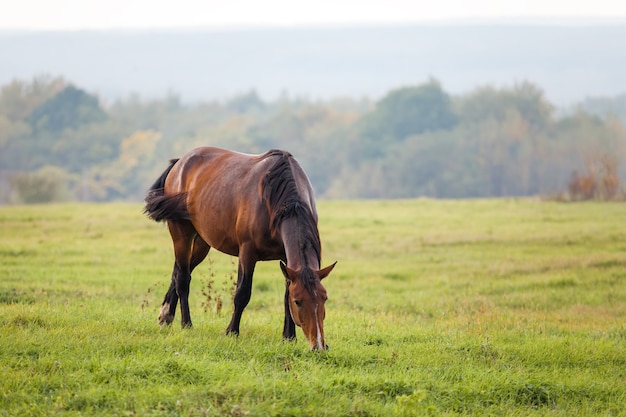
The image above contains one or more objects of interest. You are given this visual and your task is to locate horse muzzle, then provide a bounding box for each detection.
[310,342,329,351]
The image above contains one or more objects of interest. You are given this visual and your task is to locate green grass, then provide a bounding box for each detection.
[1,199,625,416]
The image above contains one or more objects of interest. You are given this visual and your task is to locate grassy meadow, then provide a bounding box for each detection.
[1,199,625,416]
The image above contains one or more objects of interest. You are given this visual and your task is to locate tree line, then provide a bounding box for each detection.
[1,75,625,203]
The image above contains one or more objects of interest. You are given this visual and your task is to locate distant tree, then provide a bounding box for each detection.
[0,115,30,148]
[248,110,304,150]
[227,90,265,113]
[361,79,458,142]
[0,75,65,122]
[453,82,556,196]
[352,79,458,160]
[457,81,553,131]
[4,74,626,203]
[50,120,133,173]
[0,76,63,173]
[81,130,163,201]
[9,166,72,203]
[582,93,626,124]
[27,85,106,133]
[553,111,626,199]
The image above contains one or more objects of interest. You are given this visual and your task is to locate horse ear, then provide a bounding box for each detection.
[280,261,296,282]
[318,261,337,280]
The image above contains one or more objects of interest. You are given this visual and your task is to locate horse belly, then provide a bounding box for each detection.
[190,203,241,257]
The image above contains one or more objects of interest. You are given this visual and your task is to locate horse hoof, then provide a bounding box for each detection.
[158,315,174,325]
[158,303,174,325]
[225,328,240,337]
[310,344,329,352]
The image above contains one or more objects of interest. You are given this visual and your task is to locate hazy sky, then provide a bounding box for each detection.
[2,0,626,30]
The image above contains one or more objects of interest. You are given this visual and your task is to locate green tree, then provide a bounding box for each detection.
[361,79,457,141]
[0,115,30,148]
[9,166,73,203]
[457,81,553,131]
[226,90,265,113]
[0,76,64,172]
[455,82,555,196]
[0,75,65,122]
[27,85,106,133]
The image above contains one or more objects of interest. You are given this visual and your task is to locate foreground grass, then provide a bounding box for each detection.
[1,199,625,416]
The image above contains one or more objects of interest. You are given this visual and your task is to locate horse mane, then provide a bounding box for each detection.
[299,266,320,294]
[260,150,322,276]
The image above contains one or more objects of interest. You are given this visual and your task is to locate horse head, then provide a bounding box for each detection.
[280,261,336,351]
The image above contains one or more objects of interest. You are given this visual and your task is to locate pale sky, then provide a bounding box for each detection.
[1,0,626,30]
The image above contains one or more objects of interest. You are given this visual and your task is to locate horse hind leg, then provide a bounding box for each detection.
[159,221,208,328]
[158,272,179,325]
[157,238,207,325]
[189,233,211,273]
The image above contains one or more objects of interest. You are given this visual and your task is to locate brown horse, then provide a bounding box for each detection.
[144,147,336,350]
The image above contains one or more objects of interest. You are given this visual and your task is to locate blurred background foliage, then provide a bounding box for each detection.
[1,75,625,203]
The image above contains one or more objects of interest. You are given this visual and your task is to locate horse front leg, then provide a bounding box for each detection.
[226,250,256,336]
[282,279,296,340]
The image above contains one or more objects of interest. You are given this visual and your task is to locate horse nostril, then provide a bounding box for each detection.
[324,344,329,351]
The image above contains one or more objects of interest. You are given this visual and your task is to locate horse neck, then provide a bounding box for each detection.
[280,217,321,270]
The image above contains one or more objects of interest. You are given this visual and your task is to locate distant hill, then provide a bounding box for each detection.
[2,24,625,105]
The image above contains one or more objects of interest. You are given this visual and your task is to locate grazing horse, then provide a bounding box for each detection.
[144,147,336,350]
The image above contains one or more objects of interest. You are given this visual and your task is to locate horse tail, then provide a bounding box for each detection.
[144,159,190,222]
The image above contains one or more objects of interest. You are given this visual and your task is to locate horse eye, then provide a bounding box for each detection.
[294,300,302,307]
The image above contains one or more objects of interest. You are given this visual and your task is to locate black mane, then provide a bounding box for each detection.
[261,150,322,282]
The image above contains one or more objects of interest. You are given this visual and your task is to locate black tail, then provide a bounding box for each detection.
[144,159,190,222]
